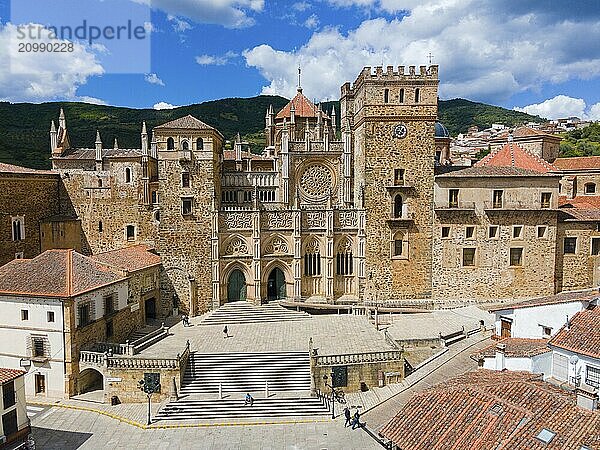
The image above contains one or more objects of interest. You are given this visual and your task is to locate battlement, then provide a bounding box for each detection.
[341,65,439,96]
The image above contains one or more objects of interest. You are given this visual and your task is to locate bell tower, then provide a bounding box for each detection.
[340,65,439,301]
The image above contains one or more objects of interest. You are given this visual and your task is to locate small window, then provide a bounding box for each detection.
[399,88,404,103]
[394,195,403,218]
[196,137,204,150]
[167,137,175,150]
[488,226,498,239]
[392,231,407,258]
[182,198,193,215]
[492,190,503,208]
[383,88,389,103]
[509,248,523,266]
[586,365,600,388]
[564,237,577,254]
[537,225,547,238]
[512,225,523,239]
[541,192,551,208]
[541,326,552,338]
[536,428,556,444]
[125,167,132,183]
[47,311,55,323]
[448,189,459,208]
[21,310,29,321]
[151,191,158,204]
[78,303,91,327]
[3,379,15,409]
[104,295,115,315]
[585,183,596,194]
[126,225,135,241]
[592,237,600,256]
[34,374,45,394]
[441,226,450,238]
[182,172,190,188]
[414,88,420,103]
[32,338,45,358]
[394,239,403,257]
[394,168,405,185]
[106,319,114,338]
[98,178,103,188]
[182,141,189,151]
[462,248,476,266]
[11,216,25,241]
[98,221,103,233]
[14,252,24,260]
[466,226,475,239]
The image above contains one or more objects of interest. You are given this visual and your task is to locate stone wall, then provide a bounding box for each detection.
[0,172,61,266]
[105,367,179,403]
[40,219,82,252]
[312,359,404,393]
[555,220,600,291]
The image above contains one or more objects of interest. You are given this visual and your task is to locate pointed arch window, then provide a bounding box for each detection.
[125,167,132,183]
[394,194,404,218]
[392,230,408,259]
[182,141,189,151]
[167,137,175,150]
[196,138,204,150]
[336,239,354,275]
[11,216,24,241]
[304,239,321,276]
[399,88,405,103]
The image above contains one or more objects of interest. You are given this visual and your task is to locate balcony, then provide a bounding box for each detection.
[483,200,559,212]
[179,151,192,162]
[388,204,415,224]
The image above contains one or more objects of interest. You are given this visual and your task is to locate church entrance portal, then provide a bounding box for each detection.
[267,267,286,301]
[227,269,247,302]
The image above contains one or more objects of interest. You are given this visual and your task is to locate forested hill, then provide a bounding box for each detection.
[0,96,543,169]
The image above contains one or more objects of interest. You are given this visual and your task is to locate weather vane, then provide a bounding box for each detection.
[427,52,434,64]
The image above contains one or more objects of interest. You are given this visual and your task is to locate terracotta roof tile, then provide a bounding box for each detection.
[92,244,161,273]
[558,196,600,221]
[0,368,25,384]
[494,126,560,140]
[275,89,330,120]
[474,338,551,359]
[0,250,125,298]
[553,156,600,171]
[476,142,558,173]
[548,306,600,359]
[436,165,556,178]
[379,370,600,450]
[154,115,215,130]
[0,162,55,175]
[559,195,600,209]
[489,289,599,312]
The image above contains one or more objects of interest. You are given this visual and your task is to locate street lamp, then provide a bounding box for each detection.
[138,373,161,425]
[323,373,335,419]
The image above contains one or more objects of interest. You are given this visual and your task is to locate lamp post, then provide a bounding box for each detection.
[138,374,161,425]
[323,373,335,419]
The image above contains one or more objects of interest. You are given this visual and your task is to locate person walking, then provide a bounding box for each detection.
[182,314,188,327]
[351,410,361,430]
[223,325,229,338]
[344,407,351,427]
[244,393,254,406]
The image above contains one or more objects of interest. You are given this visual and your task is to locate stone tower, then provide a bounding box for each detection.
[340,65,439,301]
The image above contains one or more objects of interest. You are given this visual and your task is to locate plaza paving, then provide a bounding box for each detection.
[138,313,394,358]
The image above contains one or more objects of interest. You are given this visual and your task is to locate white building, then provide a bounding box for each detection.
[0,368,29,449]
[474,338,552,376]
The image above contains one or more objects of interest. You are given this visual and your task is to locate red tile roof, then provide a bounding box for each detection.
[275,89,330,120]
[474,338,551,359]
[0,249,125,298]
[0,162,55,175]
[0,368,25,384]
[489,289,599,312]
[552,156,600,171]
[559,195,600,209]
[494,126,560,140]
[92,244,161,273]
[549,306,599,359]
[436,165,556,178]
[379,370,600,450]
[476,143,558,173]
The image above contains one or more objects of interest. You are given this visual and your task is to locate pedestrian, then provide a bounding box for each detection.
[223,325,229,338]
[244,393,254,406]
[182,315,189,327]
[344,407,351,427]
[351,410,361,430]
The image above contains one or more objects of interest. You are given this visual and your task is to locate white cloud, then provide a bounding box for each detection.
[195,51,238,66]
[153,101,179,110]
[0,23,104,103]
[78,96,107,105]
[147,0,264,29]
[145,73,165,86]
[167,14,193,33]
[304,14,319,29]
[293,2,312,11]
[243,1,600,103]
[515,95,600,121]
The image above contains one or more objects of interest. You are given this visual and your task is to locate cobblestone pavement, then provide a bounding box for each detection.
[361,333,493,431]
[139,314,392,357]
[30,406,380,450]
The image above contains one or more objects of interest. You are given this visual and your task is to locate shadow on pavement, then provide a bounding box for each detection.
[31,426,93,450]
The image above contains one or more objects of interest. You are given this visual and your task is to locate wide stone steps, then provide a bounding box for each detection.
[154,397,329,421]
[180,352,311,394]
[201,301,309,326]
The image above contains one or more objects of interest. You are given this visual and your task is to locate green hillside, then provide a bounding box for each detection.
[559,123,600,157]
[0,96,543,170]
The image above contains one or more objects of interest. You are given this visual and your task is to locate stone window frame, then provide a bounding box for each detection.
[564,236,577,255]
[394,168,405,186]
[537,225,548,239]
[509,247,524,267]
[591,237,600,256]
[181,197,194,216]
[11,216,25,241]
[488,225,499,240]
[465,226,476,240]
[125,224,136,242]
[584,182,596,195]
[14,252,24,260]
[166,137,175,150]
[181,171,191,188]
[512,225,524,240]
[391,230,409,260]
[540,192,552,208]
[448,189,459,208]
[441,226,451,239]
[124,167,133,184]
[492,190,504,209]
[21,309,29,321]
[462,247,476,267]
[47,311,55,323]
[196,137,204,150]
[77,301,94,328]
[181,140,190,151]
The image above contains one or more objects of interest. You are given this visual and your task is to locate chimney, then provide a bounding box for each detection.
[576,385,598,411]
[495,343,506,371]
[95,130,103,171]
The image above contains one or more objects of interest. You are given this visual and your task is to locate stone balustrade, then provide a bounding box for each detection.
[315,350,403,367]
[80,350,106,366]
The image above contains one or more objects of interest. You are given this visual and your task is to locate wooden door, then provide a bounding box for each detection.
[500,320,512,338]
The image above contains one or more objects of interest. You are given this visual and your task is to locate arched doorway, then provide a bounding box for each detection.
[267,267,286,301]
[227,269,247,302]
[78,368,104,395]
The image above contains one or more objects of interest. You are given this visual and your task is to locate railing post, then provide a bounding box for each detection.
[265,380,269,399]
[218,382,223,399]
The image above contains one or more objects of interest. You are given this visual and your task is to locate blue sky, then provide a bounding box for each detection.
[1,0,600,119]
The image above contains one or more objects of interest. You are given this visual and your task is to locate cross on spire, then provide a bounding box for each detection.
[297,65,303,93]
[427,52,434,65]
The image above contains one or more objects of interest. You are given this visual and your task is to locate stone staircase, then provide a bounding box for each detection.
[154,396,330,421]
[200,301,310,326]
[180,351,312,395]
